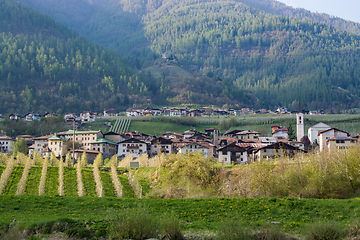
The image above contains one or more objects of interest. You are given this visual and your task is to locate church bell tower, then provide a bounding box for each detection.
[296,103,304,141]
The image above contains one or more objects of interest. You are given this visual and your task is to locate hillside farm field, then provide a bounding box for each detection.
[1,195,360,237]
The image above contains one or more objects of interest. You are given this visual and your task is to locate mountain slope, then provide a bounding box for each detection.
[0,0,135,113]
[7,0,360,111]
[0,0,251,113]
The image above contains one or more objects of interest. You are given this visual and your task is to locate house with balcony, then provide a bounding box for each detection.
[118,138,148,159]
[217,142,248,164]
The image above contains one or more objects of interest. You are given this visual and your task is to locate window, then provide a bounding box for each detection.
[264,149,267,152]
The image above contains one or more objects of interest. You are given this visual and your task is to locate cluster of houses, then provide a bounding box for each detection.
[1,109,358,164]
[125,106,327,117]
[0,117,355,165]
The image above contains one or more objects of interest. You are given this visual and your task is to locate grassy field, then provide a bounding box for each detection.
[0,195,359,236]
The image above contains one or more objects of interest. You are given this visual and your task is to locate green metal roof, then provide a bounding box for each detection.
[90,137,117,145]
[65,130,101,135]
[48,135,69,141]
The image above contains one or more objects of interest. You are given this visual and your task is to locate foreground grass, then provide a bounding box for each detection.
[0,195,359,235]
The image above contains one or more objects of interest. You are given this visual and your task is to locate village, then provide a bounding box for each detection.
[1,106,358,166]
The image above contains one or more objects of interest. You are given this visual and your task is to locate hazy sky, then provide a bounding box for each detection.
[277,0,360,23]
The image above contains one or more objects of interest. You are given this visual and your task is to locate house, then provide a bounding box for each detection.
[327,136,358,150]
[63,113,78,120]
[149,137,172,157]
[64,130,103,150]
[253,142,302,161]
[24,112,41,121]
[224,130,244,138]
[118,138,148,159]
[275,137,305,150]
[126,107,145,117]
[16,135,34,147]
[32,134,54,156]
[42,146,52,158]
[205,128,219,136]
[0,135,15,153]
[318,128,350,151]
[177,141,215,158]
[161,132,184,139]
[90,137,118,159]
[103,131,125,143]
[308,122,331,144]
[271,125,289,139]
[48,135,69,157]
[276,107,288,114]
[150,108,163,116]
[188,110,202,117]
[9,114,21,120]
[103,108,117,117]
[80,111,98,123]
[258,137,277,144]
[169,108,182,117]
[235,130,260,140]
[217,142,248,164]
[219,137,237,147]
[44,112,57,118]
[71,149,101,164]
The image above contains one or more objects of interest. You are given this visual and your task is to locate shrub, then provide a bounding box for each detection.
[160,212,184,240]
[107,206,183,240]
[0,223,24,240]
[107,206,160,240]
[217,219,253,240]
[304,222,343,240]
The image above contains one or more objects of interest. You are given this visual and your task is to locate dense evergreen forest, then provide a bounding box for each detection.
[0,0,248,114]
[3,0,360,112]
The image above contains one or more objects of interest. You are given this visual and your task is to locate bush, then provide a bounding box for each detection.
[304,222,343,240]
[0,224,24,240]
[107,206,183,240]
[160,212,184,240]
[216,219,253,240]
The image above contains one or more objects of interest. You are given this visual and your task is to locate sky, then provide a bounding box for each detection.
[277,0,360,23]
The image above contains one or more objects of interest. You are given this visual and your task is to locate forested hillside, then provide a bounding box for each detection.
[5,0,360,111]
[143,2,360,109]
[0,0,249,114]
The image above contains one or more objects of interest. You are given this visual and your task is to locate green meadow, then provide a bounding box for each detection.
[1,195,359,234]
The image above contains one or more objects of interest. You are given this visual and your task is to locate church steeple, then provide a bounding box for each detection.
[296,102,304,141]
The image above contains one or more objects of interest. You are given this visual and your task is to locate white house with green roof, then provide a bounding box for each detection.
[90,137,118,159]
[48,135,69,157]
[64,130,103,151]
